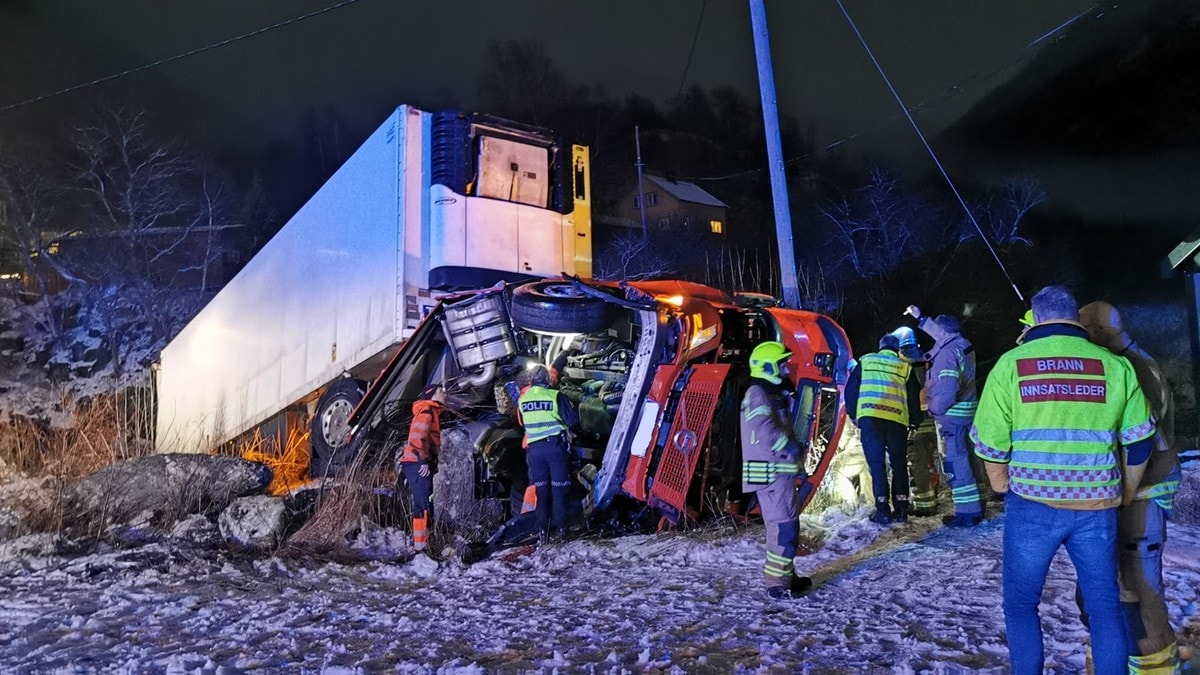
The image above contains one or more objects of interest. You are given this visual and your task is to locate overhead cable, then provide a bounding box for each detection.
[0,0,370,114]
[833,0,1026,303]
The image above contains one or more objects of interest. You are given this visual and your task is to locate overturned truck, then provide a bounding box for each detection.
[322,277,853,536]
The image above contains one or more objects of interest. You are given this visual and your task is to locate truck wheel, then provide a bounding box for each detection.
[511,281,615,333]
[310,378,367,474]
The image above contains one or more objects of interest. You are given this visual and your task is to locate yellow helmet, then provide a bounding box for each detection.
[1019,309,1035,327]
[749,341,791,384]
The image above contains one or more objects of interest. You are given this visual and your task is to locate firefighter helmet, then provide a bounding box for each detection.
[749,341,791,384]
[1019,309,1035,327]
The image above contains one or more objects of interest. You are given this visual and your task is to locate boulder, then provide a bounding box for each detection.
[433,425,506,542]
[1172,465,1200,527]
[219,495,289,550]
[65,454,272,525]
[219,489,319,551]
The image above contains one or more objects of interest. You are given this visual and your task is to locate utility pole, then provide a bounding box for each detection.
[634,126,649,243]
[749,0,801,309]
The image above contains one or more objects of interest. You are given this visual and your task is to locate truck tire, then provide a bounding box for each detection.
[510,281,615,333]
[310,378,367,475]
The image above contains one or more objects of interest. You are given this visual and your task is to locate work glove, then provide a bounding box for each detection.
[904,305,922,320]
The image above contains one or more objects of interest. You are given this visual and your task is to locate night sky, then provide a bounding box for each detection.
[2,0,1102,160]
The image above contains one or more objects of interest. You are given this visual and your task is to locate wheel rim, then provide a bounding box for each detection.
[539,283,587,299]
[320,398,355,448]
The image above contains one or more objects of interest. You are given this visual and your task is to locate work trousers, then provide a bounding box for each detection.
[527,436,571,534]
[755,475,801,589]
[936,419,983,518]
[399,461,433,552]
[907,418,939,511]
[859,416,910,511]
[1002,493,1128,675]
[1077,499,1177,671]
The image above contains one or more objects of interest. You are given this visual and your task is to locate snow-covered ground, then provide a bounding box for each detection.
[1,501,1198,674]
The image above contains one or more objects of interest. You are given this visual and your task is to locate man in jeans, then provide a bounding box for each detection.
[972,286,1156,675]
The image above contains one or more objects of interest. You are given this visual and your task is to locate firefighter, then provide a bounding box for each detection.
[396,384,445,554]
[740,340,812,600]
[891,326,939,517]
[906,307,985,527]
[1078,301,1183,673]
[845,333,923,525]
[972,285,1155,675]
[517,364,579,542]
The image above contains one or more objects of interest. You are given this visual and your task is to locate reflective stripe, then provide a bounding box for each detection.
[1135,467,1182,512]
[938,369,960,378]
[1120,419,1155,444]
[764,551,794,578]
[742,460,801,484]
[1128,640,1179,674]
[771,436,789,453]
[1012,428,1117,443]
[745,405,772,420]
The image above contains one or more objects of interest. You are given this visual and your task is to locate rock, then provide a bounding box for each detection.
[219,489,319,551]
[170,514,222,547]
[433,425,506,542]
[219,495,288,550]
[64,454,272,526]
[1172,465,1200,526]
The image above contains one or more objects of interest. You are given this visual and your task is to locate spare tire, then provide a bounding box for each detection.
[510,281,616,333]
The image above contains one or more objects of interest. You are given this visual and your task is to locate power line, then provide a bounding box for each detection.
[833,0,1025,303]
[683,3,1107,185]
[0,0,370,114]
[675,0,709,100]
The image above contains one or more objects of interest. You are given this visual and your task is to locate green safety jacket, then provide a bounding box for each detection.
[855,350,912,426]
[972,326,1155,507]
[740,381,802,491]
[518,385,569,444]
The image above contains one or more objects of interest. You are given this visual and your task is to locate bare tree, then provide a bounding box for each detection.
[818,168,926,280]
[61,106,231,376]
[594,229,676,281]
[0,149,73,340]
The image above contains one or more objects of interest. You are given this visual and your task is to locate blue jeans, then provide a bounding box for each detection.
[1002,493,1128,674]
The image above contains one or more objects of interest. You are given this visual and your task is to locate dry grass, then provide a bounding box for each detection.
[281,448,395,556]
[238,427,312,496]
[0,386,155,538]
[0,386,154,481]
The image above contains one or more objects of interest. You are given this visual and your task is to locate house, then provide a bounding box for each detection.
[610,174,728,235]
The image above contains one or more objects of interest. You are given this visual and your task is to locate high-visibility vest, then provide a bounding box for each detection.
[856,350,911,426]
[518,386,568,444]
[973,333,1155,504]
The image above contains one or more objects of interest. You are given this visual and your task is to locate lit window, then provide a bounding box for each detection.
[710,220,723,234]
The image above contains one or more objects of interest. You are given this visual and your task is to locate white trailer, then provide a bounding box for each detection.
[156,105,592,457]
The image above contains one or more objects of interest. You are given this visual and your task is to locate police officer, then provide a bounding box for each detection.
[517,365,579,542]
[846,333,923,524]
[396,385,445,554]
[740,341,812,600]
[907,308,985,527]
[1079,301,1183,673]
[972,286,1156,675]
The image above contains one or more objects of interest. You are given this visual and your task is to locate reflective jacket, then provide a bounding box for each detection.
[740,381,803,491]
[518,385,569,444]
[854,350,913,426]
[922,329,978,425]
[972,322,1155,509]
[399,400,442,463]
